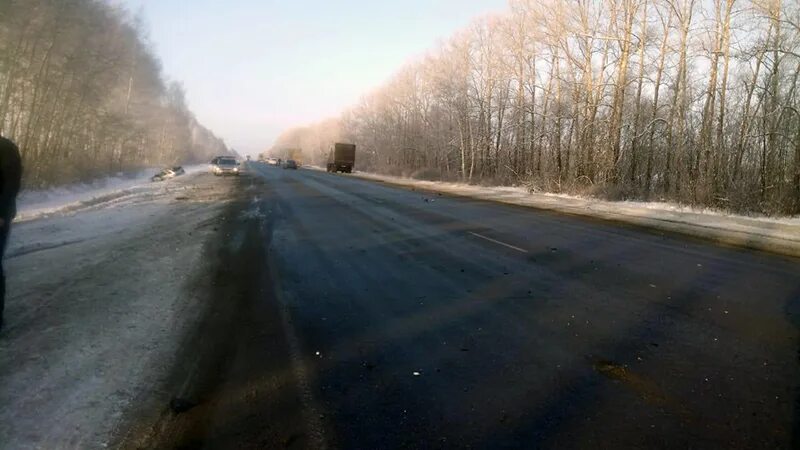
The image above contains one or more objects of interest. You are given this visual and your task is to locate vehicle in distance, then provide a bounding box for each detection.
[283,159,298,170]
[151,166,185,182]
[327,143,356,173]
[210,157,240,176]
[266,157,279,166]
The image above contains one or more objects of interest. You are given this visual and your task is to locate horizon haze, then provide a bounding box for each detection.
[120,0,507,155]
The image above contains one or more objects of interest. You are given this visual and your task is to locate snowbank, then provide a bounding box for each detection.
[339,170,800,258]
[0,171,233,448]
[16,164,208,222]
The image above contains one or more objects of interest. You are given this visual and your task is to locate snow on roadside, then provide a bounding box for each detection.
[408,181,800,226]
[0,170,231,449]
[322,168,800,256]
[16,164,208,222]
[330,169,796,222]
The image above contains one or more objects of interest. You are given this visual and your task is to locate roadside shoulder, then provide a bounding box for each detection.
[345,171,800,258]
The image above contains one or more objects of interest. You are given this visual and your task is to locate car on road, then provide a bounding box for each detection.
[211,157,240,176]
[151,166,185,182]
[266,157,279,166]
[283,159,298,170]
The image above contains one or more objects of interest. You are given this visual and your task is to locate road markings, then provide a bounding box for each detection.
[468,231,528,254]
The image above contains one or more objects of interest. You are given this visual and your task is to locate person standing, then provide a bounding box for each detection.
[0,136,21,331]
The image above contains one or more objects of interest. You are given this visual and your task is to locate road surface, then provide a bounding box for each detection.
[1,164,798,449]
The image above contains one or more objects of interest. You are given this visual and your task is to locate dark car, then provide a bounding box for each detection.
[283,159,298,170]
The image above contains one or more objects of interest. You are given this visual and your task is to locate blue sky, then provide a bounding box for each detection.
[119,0,508,154]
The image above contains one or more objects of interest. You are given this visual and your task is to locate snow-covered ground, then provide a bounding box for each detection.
[313,167,800,257]
[16,164,208,222]
[0,170,232,449]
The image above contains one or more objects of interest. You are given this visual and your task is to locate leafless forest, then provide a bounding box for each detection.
[0,0,228,188]
[274,0,800,215]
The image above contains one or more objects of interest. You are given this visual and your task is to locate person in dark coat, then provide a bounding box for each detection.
[0,136,21,331]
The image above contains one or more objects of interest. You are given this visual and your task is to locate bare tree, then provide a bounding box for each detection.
[276,0,800,215]
[0,0,227,187]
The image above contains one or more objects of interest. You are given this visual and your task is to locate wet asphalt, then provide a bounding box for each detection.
[133,163,800,449]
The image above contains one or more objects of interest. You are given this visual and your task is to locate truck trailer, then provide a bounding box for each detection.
[327,143,356,173]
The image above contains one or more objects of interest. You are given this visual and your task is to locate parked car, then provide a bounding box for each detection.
[266,157,279,166]
[283,159,298,170]
[211,157,240,176]
[152,165,185,182]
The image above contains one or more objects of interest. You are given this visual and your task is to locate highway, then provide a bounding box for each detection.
[2,163,796,448]
[119,163,799,449]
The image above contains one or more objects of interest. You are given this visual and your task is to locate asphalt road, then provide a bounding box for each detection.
[120,163,800,449]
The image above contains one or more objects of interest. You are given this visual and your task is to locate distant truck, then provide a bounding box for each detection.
[327,143,356,173]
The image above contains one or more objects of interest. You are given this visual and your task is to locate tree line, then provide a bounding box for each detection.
[0,0,228,188]
[274,0,800,215]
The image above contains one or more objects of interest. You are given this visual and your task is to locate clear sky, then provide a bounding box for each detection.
[119,0,508,155]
